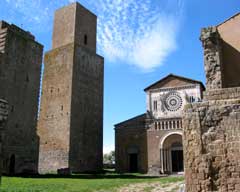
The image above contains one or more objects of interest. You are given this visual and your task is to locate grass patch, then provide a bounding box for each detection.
[0,172,184,192]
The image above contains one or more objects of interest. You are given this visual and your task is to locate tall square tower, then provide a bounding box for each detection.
[0,21,43,174]
[37,2,104,173]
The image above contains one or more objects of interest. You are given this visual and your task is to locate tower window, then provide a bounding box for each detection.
[84,34,88,45]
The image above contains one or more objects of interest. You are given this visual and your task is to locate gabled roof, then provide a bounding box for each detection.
[114,113,146,128]
[144,73,205,92]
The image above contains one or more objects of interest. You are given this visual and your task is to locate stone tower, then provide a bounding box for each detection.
[37,2,104,173]
[0,21,43,174]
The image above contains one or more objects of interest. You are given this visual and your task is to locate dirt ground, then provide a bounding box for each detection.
[117,181,184,192]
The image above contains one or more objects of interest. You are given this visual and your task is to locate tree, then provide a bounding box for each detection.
[103,151,115,165]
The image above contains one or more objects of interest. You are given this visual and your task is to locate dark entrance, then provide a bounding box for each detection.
[171,150,183,172]
[129,153,138,173]
[9,154,15,175]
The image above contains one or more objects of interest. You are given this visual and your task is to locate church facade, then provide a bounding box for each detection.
[115,74,205,174]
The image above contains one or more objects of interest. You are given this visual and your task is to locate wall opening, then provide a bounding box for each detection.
[9,154,15,175]
[171,142,183,172]
[84,34,88,45]
[129,153,138,173]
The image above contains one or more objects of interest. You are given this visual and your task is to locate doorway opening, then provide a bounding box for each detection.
[171,149,183,172]
[129,153,138,173]
[9,154,15,175]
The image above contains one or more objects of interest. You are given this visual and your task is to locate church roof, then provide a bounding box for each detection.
[114,113,146,128]
[144,73,205,92]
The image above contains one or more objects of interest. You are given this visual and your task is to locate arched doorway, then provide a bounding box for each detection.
[9,154,15,175]
[160,132,183,174]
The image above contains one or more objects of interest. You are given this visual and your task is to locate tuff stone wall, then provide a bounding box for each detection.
[0,21,43,174]
[183,90,240,192]
[0,99,8,182]
[184,14,240,192]
[200,27,223,90]
[37,2,103,174]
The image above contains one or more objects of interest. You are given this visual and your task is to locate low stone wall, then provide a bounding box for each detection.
[204,87,240,101]
[183,90,240,192]
[0,99,8,182]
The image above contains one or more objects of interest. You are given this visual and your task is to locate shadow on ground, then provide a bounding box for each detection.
[5,170,162,180]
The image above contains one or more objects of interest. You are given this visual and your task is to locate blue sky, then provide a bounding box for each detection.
[1,0,239,153]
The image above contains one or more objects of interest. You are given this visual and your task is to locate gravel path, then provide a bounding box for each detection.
[117,181,184,192]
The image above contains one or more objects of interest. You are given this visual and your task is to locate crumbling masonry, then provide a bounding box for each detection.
[183,14,240,192]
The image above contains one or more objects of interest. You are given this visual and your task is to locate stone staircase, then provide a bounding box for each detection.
[0,28,8,53]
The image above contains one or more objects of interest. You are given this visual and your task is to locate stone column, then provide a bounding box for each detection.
[0,99,8,184]
[200,27,224,90]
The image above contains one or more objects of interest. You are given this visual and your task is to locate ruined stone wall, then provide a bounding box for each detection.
[217,14,240,88]
[200,16,240,90]
[200,27,224,90]
[0,99,8,182]
[183,89,240,192]
[0,21,43,174]
[184,15,240,192]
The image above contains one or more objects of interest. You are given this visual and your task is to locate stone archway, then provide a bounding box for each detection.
[160,132,183,174]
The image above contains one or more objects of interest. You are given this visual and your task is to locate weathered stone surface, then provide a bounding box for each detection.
[0,99,8,182]
[37,2,104,174]
[184,13,240,192]
[200,27,223,90]
[0,21,43,174]
[183,95,240,192]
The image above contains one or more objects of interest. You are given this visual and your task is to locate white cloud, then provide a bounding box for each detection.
[2,0,184,71]
[103,144,115,154]
[95,0,184,71]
